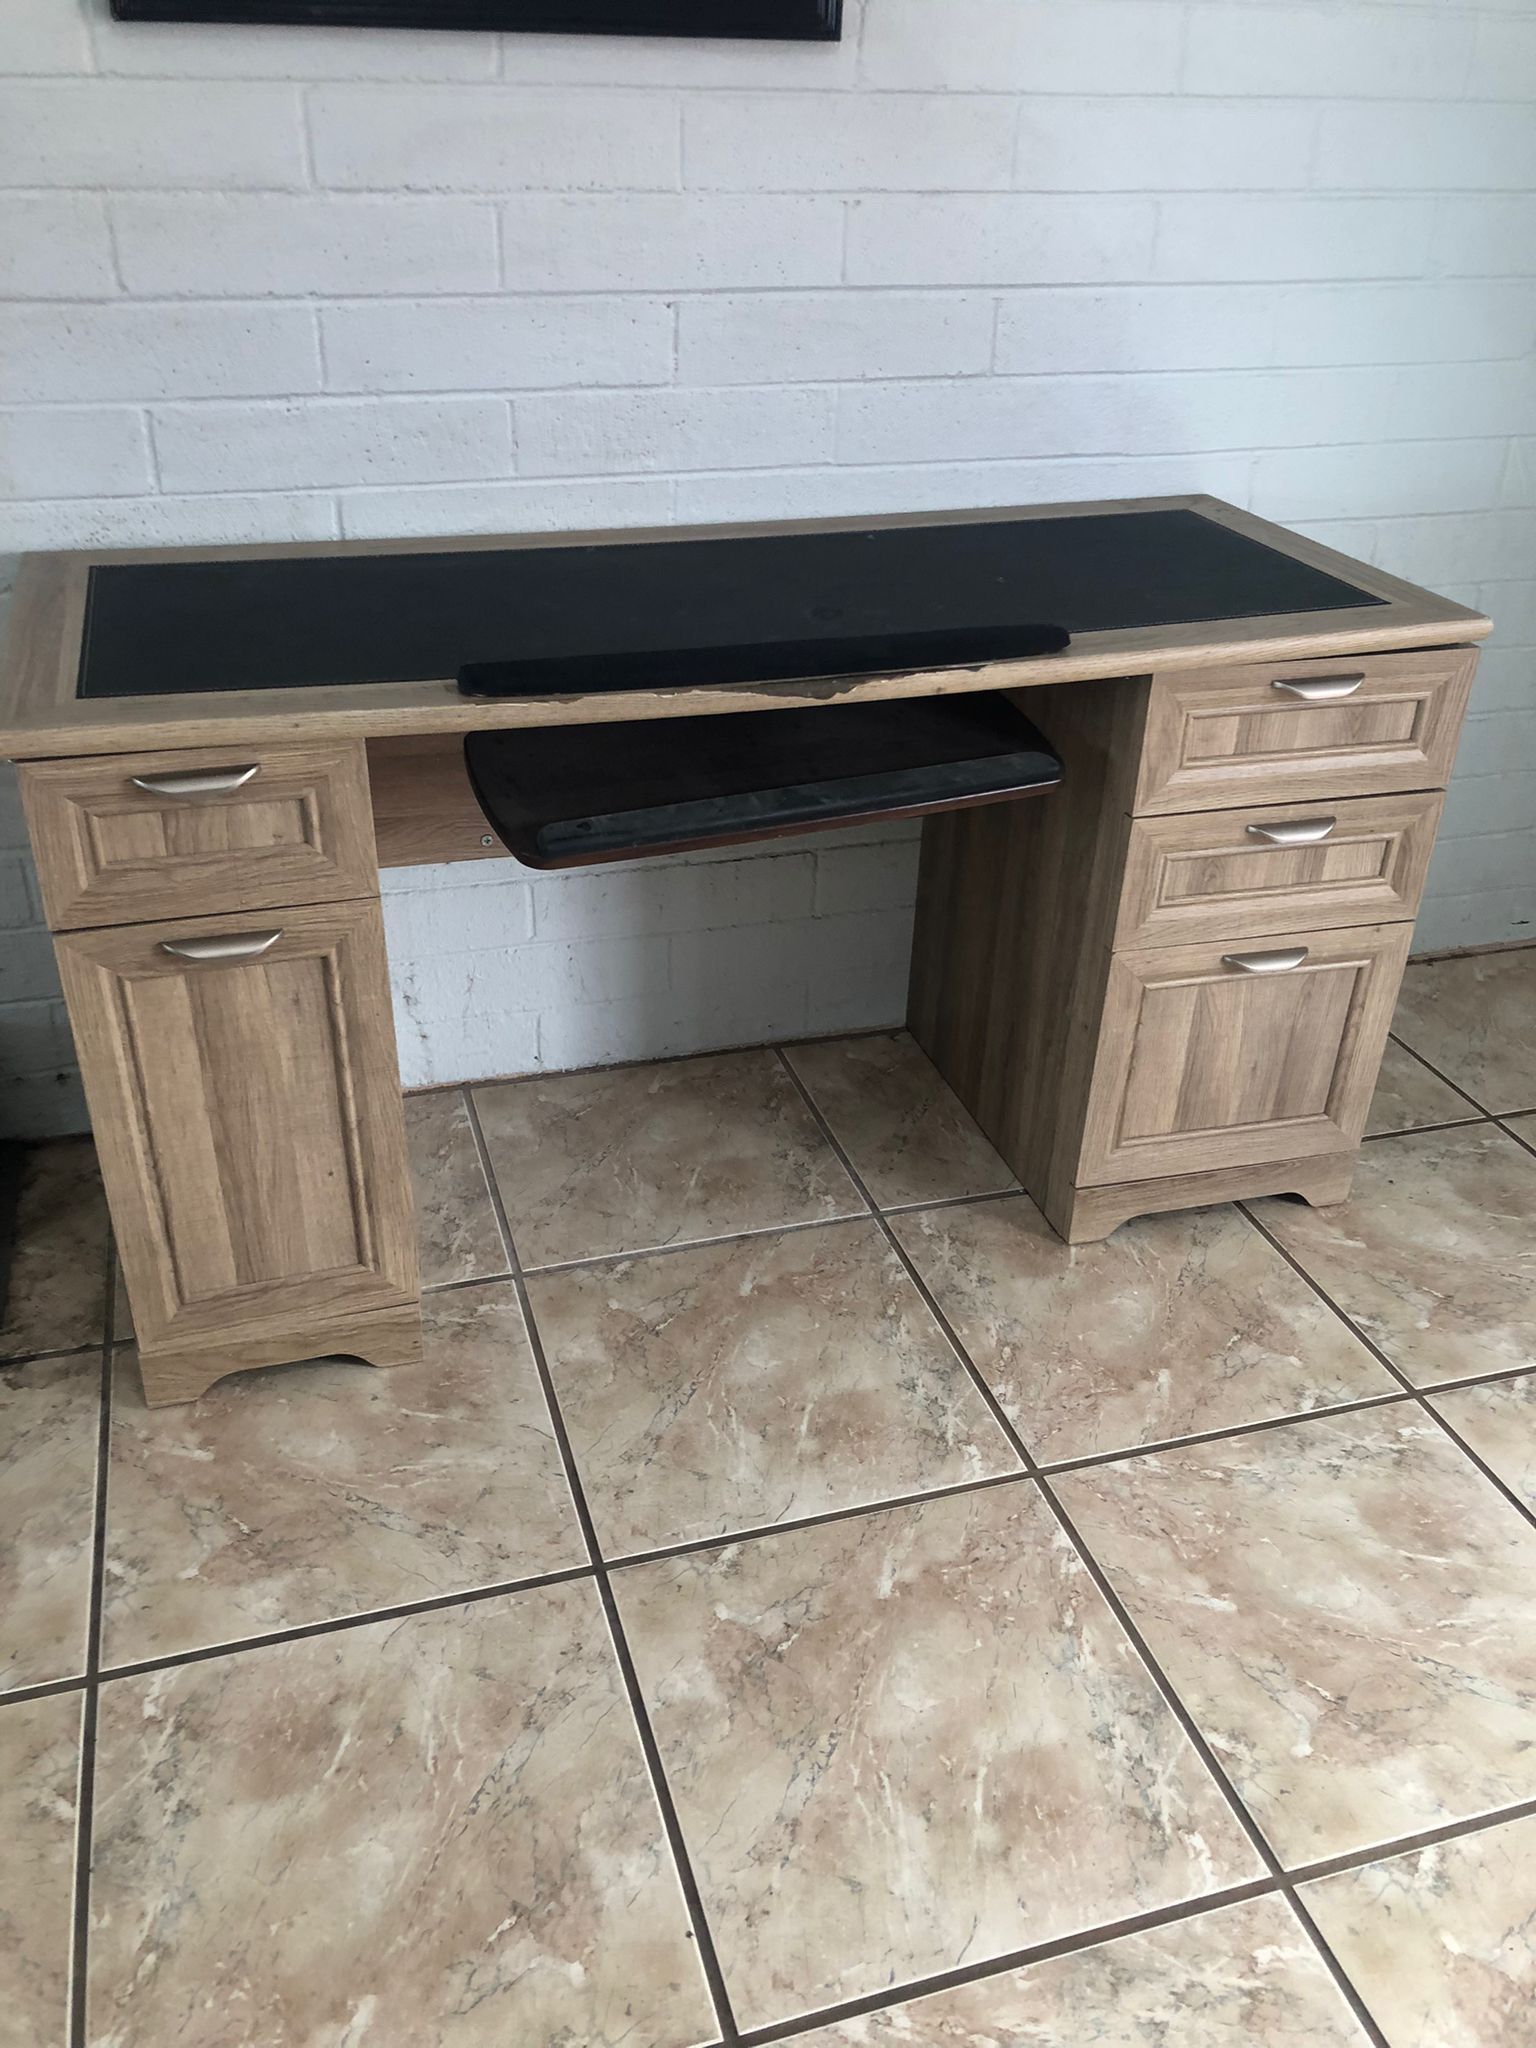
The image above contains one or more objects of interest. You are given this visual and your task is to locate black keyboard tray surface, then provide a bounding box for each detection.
[465,692,1063,869]
[75,507,1382,702]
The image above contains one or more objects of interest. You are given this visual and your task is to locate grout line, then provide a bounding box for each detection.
[0,1338,112,1372]
[67,1233,117,2048]
[734,1876,1283,2046]
[462,1087,743,2047]
[769,1061,1386,2027]
[772,1056,1397,2040]
[1286,1793,1536,1890]
[519,1204,873,1281]
[1362,1112,1490,1142]
[1283,1891,1397,2048]
[93,1565,596,1689]
[1381,1030,1496,1118]
[772,1050,1026,1456]
[1240,1205,1536,1540]
[0,1673,90,1711]
[869,1183,1024,1217]
[1498,1115,1536,1158]
[605,1467,1035,1574]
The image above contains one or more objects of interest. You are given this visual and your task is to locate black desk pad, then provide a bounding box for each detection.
[76,508,1383,701]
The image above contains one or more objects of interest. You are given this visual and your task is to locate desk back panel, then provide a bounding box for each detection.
[77,507,1383,702]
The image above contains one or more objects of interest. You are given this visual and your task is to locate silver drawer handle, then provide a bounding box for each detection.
[1246,817,1337,846]
[1270,673,1365,702]
[1222,947,1310,975]
[159,930,283,963]
[130,765,261,798]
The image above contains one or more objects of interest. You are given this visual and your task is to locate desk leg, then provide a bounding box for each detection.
[137,1301,425,1409]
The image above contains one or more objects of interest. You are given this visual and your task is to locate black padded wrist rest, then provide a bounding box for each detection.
[464,691,1063,869]
[458,621,1070,698]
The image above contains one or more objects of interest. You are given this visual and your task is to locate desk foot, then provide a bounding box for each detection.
[1050,1155,1357,1246]
[136,1299,424,1408]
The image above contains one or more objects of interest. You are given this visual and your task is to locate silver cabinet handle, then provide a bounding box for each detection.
[1270,673,1365,702]
[159,930,282,963]
[130,765,261,798]
[1222,947,1310,974]
[1246,817,1337,846]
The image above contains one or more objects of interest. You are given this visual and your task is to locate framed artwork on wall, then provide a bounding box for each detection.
[110,0,843,36]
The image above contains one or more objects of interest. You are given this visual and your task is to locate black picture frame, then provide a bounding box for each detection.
[110,0,843,37]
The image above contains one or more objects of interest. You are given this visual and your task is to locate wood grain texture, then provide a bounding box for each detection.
[1051,1156,1358,1247]
[1116,791,1443,949]
[1078,922,1413,1187]
[20,741,378,929]
[0,498,1490,762]
[1135,647,1477,813]
[908,675,1144,1226]
[368,735,502,869]
[54,898,418,1359]
[135,1300,425,1409]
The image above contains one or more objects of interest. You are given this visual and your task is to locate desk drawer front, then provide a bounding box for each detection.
[20,742,377,929]
[1136,648,1476,814]
[1117,791,1442,948]
[1079,921,1411,1186]
[53,898,417,1353]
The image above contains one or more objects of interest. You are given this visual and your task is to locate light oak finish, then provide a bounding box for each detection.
[19,740,378,929]
[0,498,1489,761]
[53,899,418,1378]
[1076,922,1413,1187]
[368,735,503,869]
[909,674,1144,1230]
[1115,791,1443,949]
[130,1300,425,1409]
[1135,647,1477,814]
[3,499,1487,1395]
[1057,1155,1358,1247]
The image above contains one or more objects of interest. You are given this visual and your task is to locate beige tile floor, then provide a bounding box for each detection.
[3,946,1535,2048]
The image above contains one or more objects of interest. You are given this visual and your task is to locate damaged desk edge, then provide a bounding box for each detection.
[0,496,1493,1409]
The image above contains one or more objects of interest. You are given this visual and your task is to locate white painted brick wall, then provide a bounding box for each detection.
[0,0,1533,1135]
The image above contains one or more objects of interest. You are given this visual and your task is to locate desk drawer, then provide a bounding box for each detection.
[1078,920,1411,1187]
[20,742,377,930]
[1116,790,1442,948]
[1135,647,1476,814]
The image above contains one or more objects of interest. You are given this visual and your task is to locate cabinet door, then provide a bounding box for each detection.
[54,899,417,1354]
[1078,922,1411,1187]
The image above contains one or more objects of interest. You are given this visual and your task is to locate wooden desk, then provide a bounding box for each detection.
[0,496,1490,1406]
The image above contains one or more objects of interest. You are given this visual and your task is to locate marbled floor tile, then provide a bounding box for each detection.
[88,1581,716,2048]
[529,1218,1019,1556]
[615,1484,1259,2029]
[784,1032,1019,1207]
[102,1281,584,1666]
[404,1088,508,1289]
[1431,1372,1536,1511]
[1,1350,99,1691]
[1056,1410,1536,1868]
[891,1199,1393,1466]
[1305,1812,1536,2048]
[1389,947,1536,1113]
[1253,1125,1536,1388]
[0,1690,82,2048]
[475,1048,862,1269]
[1366,1038,1481,1137]
[0,1138,108,1361]
[793,1895,1367,2045]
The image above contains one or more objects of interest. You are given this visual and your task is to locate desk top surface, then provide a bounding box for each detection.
[0,495,1491,760]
